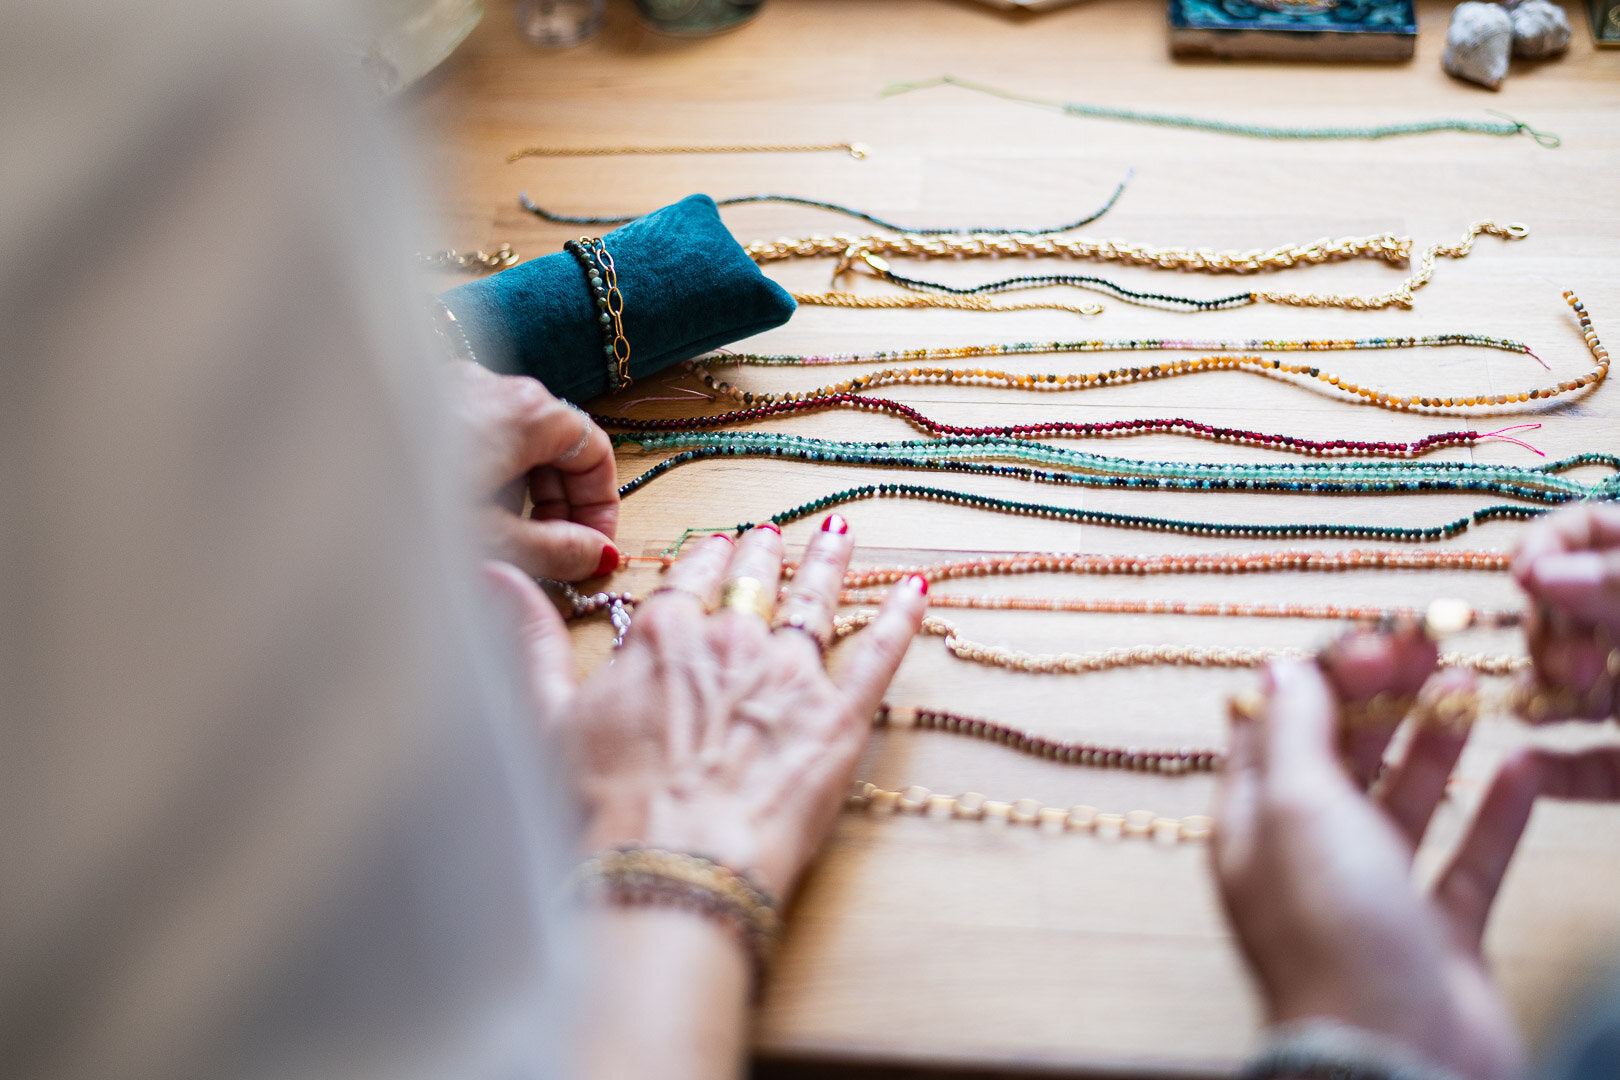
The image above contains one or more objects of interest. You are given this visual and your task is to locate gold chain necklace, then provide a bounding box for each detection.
[847,780,1216,843]
[747,221,1526,311]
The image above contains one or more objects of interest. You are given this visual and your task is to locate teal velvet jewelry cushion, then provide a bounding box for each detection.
[439,194,796,402]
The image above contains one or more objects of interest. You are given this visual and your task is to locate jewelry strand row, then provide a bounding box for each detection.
[746,222,1526,312]
[594,394,1542,458]
[614,432,1618,501]
[833,612,1528,677]
[683,292,1607,413]
[665,486,1544,553]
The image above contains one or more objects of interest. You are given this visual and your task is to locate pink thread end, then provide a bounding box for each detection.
[1525,347,1550,371]
[1480,423,1545,456]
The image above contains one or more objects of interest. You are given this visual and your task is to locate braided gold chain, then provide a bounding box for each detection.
[747,221,1527,312]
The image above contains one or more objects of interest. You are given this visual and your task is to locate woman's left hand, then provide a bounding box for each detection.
[484,517,927,899]
[451,360,620,581]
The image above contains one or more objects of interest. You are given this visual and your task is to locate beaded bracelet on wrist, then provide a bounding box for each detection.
[571,845,780,992]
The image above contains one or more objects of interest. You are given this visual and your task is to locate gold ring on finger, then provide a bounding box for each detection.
[649,581,713,611]
[772,612,831,656]
[717,577,775,623]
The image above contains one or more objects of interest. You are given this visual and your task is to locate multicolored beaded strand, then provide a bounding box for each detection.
[594,396,1544,459]
[613,432,1618,502]
[693,328,1544,369]
[683,292,1607,413]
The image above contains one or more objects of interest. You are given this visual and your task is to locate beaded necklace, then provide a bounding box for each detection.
[850,258,1258,313]
[519,170,1131,234]
[879,76,1561,147]
[696,328,1544,368]
[619,548,1514,579]
[840,589,1523,628]
[661,484,1545,553]
[835,612,1526,677]
[875,704,1223,774]
[830,549,1513,585]
[685,292,1607,413]
[746,222,1526,313]
[614,432,1618,502]
[594,395,1544,459]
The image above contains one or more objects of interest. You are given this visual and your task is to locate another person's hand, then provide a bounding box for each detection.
[485,517,928,899]
[452,360,619,581]
[1212,626,1528,1080]
[1513,502,1620,720]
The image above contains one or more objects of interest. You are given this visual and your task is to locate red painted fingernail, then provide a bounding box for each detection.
[593,543,621,578]
[820,513,850,534]
[904,574,928,595]
[752,522,781,535]
[709,532,735,544]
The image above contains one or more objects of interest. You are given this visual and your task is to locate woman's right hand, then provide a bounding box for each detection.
[1512,503,1620,720]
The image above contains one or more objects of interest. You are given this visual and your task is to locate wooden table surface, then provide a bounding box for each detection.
[405,2,1620,1074]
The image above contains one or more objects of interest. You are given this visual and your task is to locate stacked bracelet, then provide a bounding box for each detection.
[563,237,631,394]
[1244,1020,1471,1080]
[571,845,781,990]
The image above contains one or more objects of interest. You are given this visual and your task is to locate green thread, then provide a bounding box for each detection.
[880,76,1560,147]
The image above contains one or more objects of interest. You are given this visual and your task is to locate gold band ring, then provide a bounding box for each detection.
[717,577,775,622]
[772,612,830,656]
[649,582,712,610]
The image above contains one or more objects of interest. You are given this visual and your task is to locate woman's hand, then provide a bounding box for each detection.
[1513,502,1620,720]
[486,517,928,898]
[1212,626,1529,1080]
[451,360,620,581]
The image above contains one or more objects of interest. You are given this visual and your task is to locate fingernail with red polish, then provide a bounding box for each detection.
[593,543,621,578]
[821,513,849,535]
[904,574,928,595]
[709,532,735,545]
[753,522,781,535]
